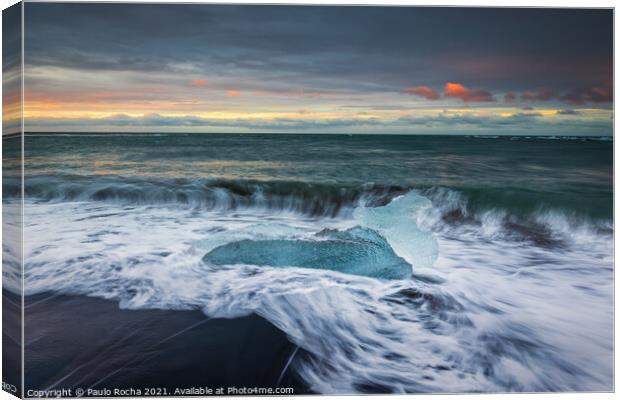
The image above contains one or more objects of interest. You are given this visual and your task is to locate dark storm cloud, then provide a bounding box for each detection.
[3,3,21,72]
[24,4,613,95]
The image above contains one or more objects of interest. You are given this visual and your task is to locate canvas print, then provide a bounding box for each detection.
[2,2,614,397]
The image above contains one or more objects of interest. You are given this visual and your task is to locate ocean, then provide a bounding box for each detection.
[4,133,614,393]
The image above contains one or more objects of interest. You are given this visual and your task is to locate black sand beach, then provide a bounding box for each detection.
[22,293,308,396]
[3,291,22,395]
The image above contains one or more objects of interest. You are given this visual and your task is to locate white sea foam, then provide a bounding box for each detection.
[11,189,614,393]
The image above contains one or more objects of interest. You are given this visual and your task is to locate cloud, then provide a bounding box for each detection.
[507,83,612,105]
[22,4,612,105]
[227,90,240,97]
[520,88,555,101]
[286,88,321,97]
[253,88,322,98]
[189,79,208,87]
[26,113,388,131]
[24,108,613,136]
[401,86,440,100]
[444,82,494,102]
[504,92,518,102]
[559,83,612,105]
[399,111,547,128]
[393,111,612,136]
[557,109,580,115]
[510,112,542,118]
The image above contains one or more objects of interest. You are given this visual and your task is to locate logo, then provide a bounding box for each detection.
[3,382,17,393]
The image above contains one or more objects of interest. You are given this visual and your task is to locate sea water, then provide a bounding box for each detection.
[4,133,613,393]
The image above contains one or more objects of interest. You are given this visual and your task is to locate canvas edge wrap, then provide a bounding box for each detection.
[2,2,24,399]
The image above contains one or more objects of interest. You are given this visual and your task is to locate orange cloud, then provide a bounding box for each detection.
[227,90,240,97]
[189,79,208,87]
[444,82,494,102]
[401,86,440,100]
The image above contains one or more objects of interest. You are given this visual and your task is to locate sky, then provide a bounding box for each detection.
[7,3,614,134]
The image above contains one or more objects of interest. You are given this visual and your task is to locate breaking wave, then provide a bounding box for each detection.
[9,174,612,243]
[9,175,408,217]
[6,177,613,393]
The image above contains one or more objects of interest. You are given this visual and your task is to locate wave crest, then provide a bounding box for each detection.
[10,175,408,217]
